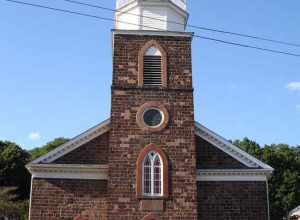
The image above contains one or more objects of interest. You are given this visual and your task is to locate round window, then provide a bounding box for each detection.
[143,108,164,127]
[136,102,169,132]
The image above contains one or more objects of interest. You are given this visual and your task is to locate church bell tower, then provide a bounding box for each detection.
[108,0,197,219]
[115,0,188,31]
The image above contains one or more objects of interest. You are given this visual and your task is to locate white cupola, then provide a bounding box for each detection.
[115,0,188,32]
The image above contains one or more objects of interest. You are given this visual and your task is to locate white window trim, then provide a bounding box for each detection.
[142,151,163,197]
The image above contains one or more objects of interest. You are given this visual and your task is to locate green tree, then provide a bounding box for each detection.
[0,141,31,199]
[233,138,262,159]
[0,138,68,220]
[0,187,28,220]
[30,137,69,161]
[234,139,300,220]
[263,144,300,220]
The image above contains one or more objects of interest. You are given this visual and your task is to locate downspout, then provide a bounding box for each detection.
[28,175,33,220]
[266,178,270,220]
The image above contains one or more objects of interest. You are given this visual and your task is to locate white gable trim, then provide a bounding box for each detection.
[30,119,110,164]
[29,118,273,174]
[27,165,271,181]
[27,164,108,180]
[197,169,272,182]
[195,122,274,170]
[290,206,300,217]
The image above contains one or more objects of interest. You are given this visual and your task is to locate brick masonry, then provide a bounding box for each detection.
[197,181,268,220]
[112,34,193,89]
[29,32,270,220]
[54,132,109,164]
[108,33,198,219]
[196,136,248,169]
[30,179,107,220]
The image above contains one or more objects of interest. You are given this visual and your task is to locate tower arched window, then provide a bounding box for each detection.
[143,47,162,86]
[138,40,167,87]
[143,151,163,196]
[136,144,169,198]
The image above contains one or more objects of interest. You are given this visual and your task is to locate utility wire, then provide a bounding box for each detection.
[62,0,300,48]
[193,34,300,57]
[3,0,164,30]
[3,0,300,58]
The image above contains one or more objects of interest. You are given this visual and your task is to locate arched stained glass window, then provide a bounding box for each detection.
[142,151,163,196]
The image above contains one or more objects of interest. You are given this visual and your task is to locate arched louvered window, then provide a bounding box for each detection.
[142,151,163,196]
[138,40,167,87]
[143,46,162,86]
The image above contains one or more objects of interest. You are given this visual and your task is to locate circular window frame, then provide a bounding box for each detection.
[136,102,169,132]
[142,107,164,128]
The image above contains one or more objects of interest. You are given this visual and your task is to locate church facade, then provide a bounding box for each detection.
[27,0,273,219]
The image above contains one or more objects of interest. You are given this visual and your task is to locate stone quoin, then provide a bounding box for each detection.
[27,0,273,219]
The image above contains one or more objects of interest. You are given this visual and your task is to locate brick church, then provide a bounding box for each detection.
[27,0,274,219]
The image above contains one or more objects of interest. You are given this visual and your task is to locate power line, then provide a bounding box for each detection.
[62,0,300,48]
[3,0,300,58]
[193,34,300,57]
[3,0,164,30]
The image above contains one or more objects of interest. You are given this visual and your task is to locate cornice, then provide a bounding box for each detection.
[27,164,271,181]
[112,29,193,37]
[197,169,273,181]
[111,85,194,92]
[27,164,108,180]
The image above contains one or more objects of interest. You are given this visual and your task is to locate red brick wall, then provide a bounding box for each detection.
[54,132,109,164]
[108,33,198,219]
[196,136,248,169]
[30,179,107,220]
[112,34,193,89]
[197,181,268,220]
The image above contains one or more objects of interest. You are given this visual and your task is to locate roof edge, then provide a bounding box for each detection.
[29,119,110,165]
[195,121,274,171]
[28,118,273,174]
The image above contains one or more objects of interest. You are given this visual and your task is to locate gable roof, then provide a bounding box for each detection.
[29,119,273,172]
[30,119,110,164]
[290,206,300,217]
[195,122,273,170]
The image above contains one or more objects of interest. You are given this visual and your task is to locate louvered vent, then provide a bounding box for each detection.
[143,55,162,86]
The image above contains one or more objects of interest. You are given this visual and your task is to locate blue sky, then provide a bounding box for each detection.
[0,0,299,149]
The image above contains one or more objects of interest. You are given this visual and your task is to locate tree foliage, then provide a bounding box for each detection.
[0,138,68,219]
[29,137,69,161]
[0,187,28,220]
[0,136,299,220]
[234,138,300,220]
[0,141,31,199]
